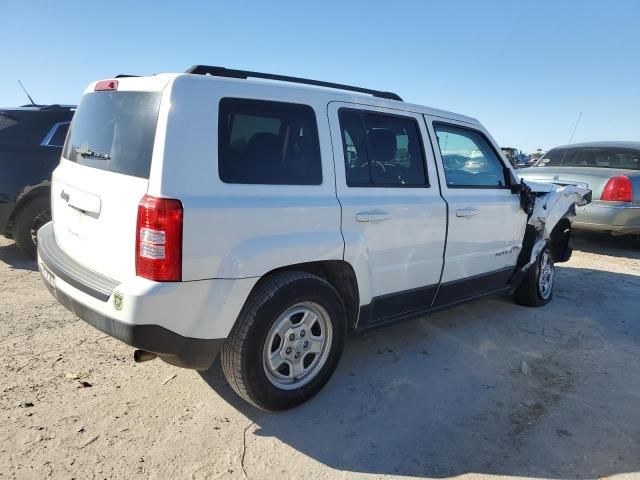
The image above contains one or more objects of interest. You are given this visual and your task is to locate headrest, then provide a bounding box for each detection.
[368,129,396,163]
[246,133,282,160]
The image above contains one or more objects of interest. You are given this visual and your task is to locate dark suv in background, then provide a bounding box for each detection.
[0,104,75,257]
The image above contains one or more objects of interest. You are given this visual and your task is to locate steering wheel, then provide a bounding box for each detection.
[360,161,386,172]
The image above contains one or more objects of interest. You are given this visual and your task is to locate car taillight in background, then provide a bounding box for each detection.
[136,195,183,281]
[601,176,633,202]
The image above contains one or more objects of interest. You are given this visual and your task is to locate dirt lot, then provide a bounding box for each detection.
[1,233,639,480]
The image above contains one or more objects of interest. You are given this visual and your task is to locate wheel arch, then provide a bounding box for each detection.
[549,217,572,263]
[5,183,51,235]
[250,260,360,331]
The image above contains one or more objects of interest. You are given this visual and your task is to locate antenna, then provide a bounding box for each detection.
[568,111,582,144]
[18,80,37,106]
[558,111,583,167]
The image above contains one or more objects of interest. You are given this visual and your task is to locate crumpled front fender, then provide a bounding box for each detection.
[526,181,591,240]
[509,181,591,292]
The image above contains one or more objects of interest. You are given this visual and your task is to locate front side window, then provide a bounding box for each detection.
[339,109,428,187]
[434,123,507,188]
[218,98,322,185]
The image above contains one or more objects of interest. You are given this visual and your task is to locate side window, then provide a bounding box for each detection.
[218,98,322,185]
[41,122,70,147]
[48,123,70,147]
[339,109,428,187]
[434,123,507,188]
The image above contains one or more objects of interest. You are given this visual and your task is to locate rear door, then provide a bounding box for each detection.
[329,102,446,324]
[52,82,164,281]
[425,117,526,305]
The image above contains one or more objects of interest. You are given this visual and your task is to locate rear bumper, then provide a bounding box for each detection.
[42,279,224,370]
[573,202,640,235]
[37,222,258,370]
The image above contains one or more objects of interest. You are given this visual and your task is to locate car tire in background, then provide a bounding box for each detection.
[515,245,555,307]
[221,270,347,411]
[14,196,51,259]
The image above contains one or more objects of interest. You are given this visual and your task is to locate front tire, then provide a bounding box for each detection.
[221,271,347,411]
[14,197,51,259]
[515,246,555,307]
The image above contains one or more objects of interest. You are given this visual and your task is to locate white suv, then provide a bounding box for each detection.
[38,66,590,410]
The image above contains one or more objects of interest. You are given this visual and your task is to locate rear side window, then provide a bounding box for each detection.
[218,98,322,185]
[63,92,161,179]
[43,122,70,147]
[434,123,507,188]
[339,109,428,187]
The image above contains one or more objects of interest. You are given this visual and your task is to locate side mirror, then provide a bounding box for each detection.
[504,167,522,194]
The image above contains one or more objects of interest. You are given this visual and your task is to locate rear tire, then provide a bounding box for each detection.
[221,271,347,411]
[515,246,554,307]
[14,197,51,259]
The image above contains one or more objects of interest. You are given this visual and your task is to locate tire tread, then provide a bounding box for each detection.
[221,270,332,409]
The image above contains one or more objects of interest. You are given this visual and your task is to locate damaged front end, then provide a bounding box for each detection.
[510,179,592,291]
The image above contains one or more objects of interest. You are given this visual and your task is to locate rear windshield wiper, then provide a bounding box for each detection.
[72,145,111,161]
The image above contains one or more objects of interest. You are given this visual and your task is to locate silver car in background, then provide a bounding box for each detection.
[518,141,640,235]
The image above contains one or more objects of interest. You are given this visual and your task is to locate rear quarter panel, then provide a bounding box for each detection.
[629,171,640,204]
[154,75,343,280]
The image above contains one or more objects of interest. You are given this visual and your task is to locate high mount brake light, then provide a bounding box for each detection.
[95,80,119,91]
[601,176,633,202]
[136,195,183,282]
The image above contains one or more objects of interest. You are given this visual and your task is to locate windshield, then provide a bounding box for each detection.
[63,91,161,178]
[536,147,640,170]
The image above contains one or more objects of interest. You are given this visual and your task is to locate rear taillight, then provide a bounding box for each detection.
[136,195,183,281]
[601,176,633,202]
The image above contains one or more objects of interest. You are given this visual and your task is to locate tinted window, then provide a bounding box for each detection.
[218,98,322,185]
[0,114,18,132]
[539,147,640,170]
[434,123,506,188]
[339,109,427,186]
[63,92,161,179]
[47,123,69,147]
[0,114,20,145]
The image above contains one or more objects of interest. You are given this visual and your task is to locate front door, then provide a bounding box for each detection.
[425,118,527,306]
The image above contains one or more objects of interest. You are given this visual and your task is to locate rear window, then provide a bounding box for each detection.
[0,114,20,144]
[0,113,19,132]
[538,147,640,170]
[63,91,161,178]
[218,98,322,185]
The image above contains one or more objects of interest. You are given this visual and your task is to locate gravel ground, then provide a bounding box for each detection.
[1,233,639,480]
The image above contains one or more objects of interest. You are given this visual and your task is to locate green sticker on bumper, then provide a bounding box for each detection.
[113,292,123,311]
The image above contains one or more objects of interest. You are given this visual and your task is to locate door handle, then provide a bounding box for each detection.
[356,210,391,222]
[456,207,479,218]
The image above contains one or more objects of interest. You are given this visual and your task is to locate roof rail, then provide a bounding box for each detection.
[185,65,403,101]
[18,104,75,111]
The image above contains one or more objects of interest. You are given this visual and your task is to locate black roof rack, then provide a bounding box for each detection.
[185,65,403,102]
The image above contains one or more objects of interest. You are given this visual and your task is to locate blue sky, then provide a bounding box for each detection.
[1,0,638,152]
